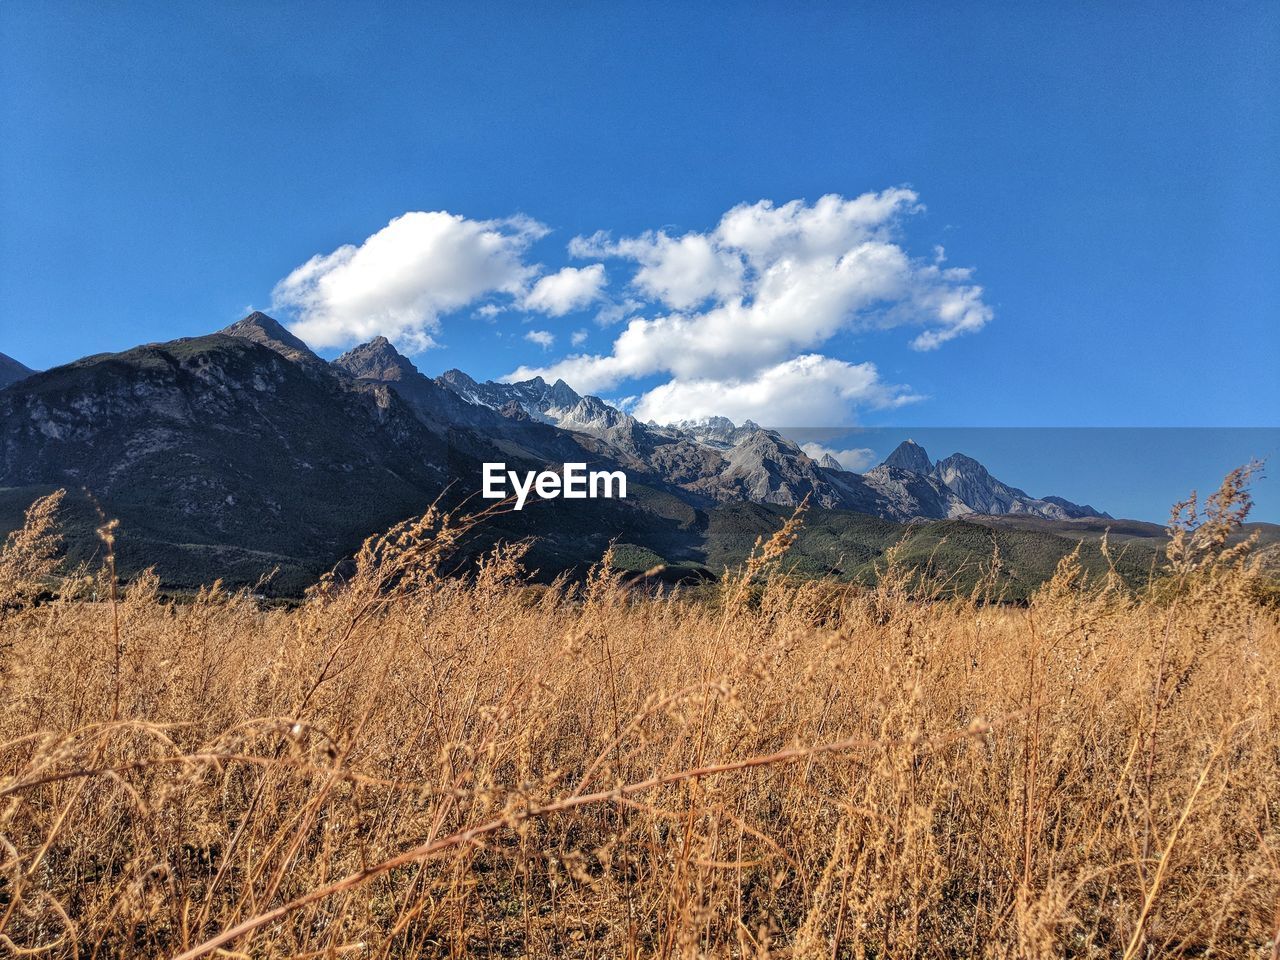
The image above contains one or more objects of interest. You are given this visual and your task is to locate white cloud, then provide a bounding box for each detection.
[524,329,555,349]
[269,191,990,428]
[800,442,877,472]
[515,189,991,396]
[631,354,920,427]
[272,210,547,350]
[523,264,608,316]
[572,230,743,309]
[592,297,645,327]
[715,189,921,266]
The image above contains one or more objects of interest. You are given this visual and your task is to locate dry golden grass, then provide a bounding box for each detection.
[0,471,1277,958]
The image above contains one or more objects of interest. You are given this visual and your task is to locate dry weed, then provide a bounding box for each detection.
[0,473,1276,958]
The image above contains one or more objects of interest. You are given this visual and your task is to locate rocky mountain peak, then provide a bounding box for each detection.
[668,416,740,447]
[546,378,582,408]
[934,451,988,478]
[818,453,843,470]
[439,369,478,389]
[882,439,933,474]
[220,312,321,366]
[332,336,419,382]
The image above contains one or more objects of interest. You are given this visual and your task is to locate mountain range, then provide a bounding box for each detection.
[0,312,1240,596]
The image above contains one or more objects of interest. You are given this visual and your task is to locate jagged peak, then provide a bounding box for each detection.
[935,451,987,473]
[333,336,419,382]
[670,415,738,432]
[343,335,401,358]
[882,438,933,474]
[224,311,292,340]
[439,368,478,388]
[733,426,789,453]
[545,377,582,406]
[220,311,320,364]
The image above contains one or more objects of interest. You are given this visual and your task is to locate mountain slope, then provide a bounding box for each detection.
[703,503,1160,598]
[0,333,452,590]
[0,352,35,389]
[0,326,706,589]
[333,338,500,432]
[221,311,326,368]
[932,452,1105,520]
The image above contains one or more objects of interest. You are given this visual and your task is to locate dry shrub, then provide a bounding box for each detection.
[0,489,64,610]
[0,472,1276,958]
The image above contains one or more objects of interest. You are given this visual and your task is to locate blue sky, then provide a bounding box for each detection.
[2,2,1278,519]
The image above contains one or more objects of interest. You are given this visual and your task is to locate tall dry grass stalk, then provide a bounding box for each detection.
[0,470,1276,958]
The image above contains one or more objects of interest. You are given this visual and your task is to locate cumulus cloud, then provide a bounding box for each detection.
[571,231,743,309]
[631,354,920,427]
[523,264,607,316]
[513,189,992,415]
[273,211,547,350]
[800,442,877,472]
[270,190,991,427]
[524,329,555,349]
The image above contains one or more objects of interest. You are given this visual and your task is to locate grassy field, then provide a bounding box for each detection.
[0,471,1277,958]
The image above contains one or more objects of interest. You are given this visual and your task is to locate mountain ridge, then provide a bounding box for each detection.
[432,368,1108,521]
[1,313,1131,592]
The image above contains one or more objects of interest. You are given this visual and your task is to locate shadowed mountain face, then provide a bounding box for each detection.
[1,313,1124,592]
[0,332,456,590]
[0,352,35,390]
